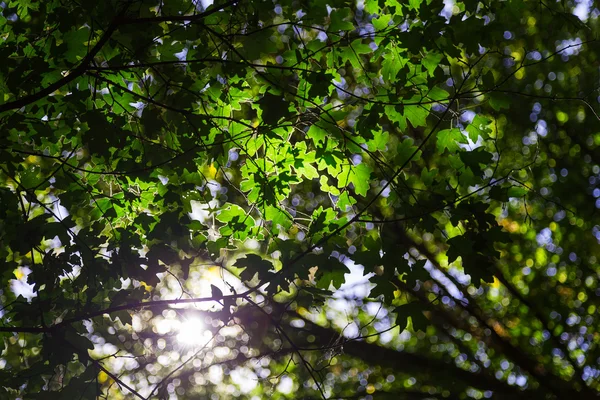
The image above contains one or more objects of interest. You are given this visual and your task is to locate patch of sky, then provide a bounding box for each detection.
[558,38,583,57]
[189,199,219,224]
[440,0,455,22]
[10,267,37,302]
[424,260,464,301]
[536,227,553,246]
[194,0,214,11]
[573,0,592,21]
[333,259,371,300]
[379,180,391,198]
[535,119,548,137]
[174,47,188,61]
[460,110,476,123]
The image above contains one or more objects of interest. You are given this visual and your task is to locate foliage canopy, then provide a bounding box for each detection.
[0,0,599,398]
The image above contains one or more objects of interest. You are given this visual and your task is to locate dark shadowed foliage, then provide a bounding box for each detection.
[0,0,599,399]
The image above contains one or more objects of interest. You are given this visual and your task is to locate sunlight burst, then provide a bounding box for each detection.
[176,317,210,346]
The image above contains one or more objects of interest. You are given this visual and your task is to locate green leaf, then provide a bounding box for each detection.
[62,27,90,63]
[489,186,509,202]
[329,8,355,31]
[459,149,493,176]
[235,254,275,283]
[404,104,429,128]
[217,204,255,240]
[422,51,443,76]
[20,165,45,189]
[484,226,512,244]
[216,204,246,223]
[488,93,510,111]
[446,235,474,264]
[466,115,492,141]
[264,205,293,233]
[307,124,328,146]
[369,276,397,304]
[64,329,94,352]
[409,0,423,10]
[314,256,350,290]
[403,259,430,287]
[366,130,389,152]
[340,40,372,68]
[338,163,372,196]
[256,94,292,125]
[394,302,429,332]
[308,206,337,237]
[381,46,405,81]
[2,0,595,394]
[316,270,345,289]
[396,138,421,166]
[115,310,133,326]
[421,167,438,186]
[482,71,495,89]
[336,191,356,211]
[211,284,223,299]
[436,128,467,154]
[372,14,392,31]
[306,72,333,98]
[428,86,450,101]
[508,186,528,198]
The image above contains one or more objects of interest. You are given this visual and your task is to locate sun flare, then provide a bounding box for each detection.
[176,317,210,346]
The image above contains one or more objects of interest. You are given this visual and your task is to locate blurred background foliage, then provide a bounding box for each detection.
[0,0,599,398]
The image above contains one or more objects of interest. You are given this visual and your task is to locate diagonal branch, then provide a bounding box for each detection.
[0,5,128,115]
[402,232,584,399]
[0,292,249,334]
[244,297,328,400]
[289,308,543,399]
[0,0,240,116]
[116,0,240,25]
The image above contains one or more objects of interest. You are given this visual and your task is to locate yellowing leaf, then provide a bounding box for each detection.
[207,163,217,179]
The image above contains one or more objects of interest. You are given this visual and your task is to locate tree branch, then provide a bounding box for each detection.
[0,291,250,334]
[291,309,542,399]
[0,0,240,115]
[0,5,128,114]
[116,0,239,24]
